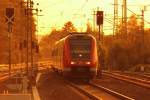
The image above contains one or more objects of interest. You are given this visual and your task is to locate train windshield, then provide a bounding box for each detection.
[69,36,92,60]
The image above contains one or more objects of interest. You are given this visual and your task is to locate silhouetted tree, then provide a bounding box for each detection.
[86,22,92,33]
[105,14,150,71]
[62,21,76,33]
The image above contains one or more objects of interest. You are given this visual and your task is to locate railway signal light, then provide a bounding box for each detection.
[96,11,103,25]
[6,8,14,23]
[6,8,14,18]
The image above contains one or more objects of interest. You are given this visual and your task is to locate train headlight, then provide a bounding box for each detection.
[71,61,75,65]
[79,54,82,57]
[86,62,91,64]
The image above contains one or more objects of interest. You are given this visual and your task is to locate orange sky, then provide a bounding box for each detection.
[34,0,150,35]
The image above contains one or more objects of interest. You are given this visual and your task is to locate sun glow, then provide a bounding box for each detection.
[34,0,150,35]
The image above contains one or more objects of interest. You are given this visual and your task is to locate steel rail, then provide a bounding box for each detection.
[102,71,150,89]
[67,80,134,100]
[89,82,134,100]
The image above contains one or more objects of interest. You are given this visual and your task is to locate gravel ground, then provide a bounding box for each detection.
[0,82,9,93]
[37,70,89,100]
[93,75,150,100]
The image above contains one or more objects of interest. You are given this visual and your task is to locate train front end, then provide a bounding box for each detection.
[63,34,98,80]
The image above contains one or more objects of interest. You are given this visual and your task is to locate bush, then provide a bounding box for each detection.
[107,39,129,70]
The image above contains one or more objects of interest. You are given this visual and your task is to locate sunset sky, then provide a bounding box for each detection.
[33,0,150,35]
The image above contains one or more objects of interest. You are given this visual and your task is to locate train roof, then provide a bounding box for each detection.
[69,32,90,35]
[68,32,95,39]
[54,32,96,45]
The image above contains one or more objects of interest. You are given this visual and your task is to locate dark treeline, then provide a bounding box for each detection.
[100,15,150,72]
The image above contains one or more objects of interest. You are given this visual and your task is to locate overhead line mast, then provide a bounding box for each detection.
[26,0,33,76]
[113,0,118,37]
[26,0,29,76]
[122,0,127,39]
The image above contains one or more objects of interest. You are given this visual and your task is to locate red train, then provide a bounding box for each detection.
[51,32,98,81]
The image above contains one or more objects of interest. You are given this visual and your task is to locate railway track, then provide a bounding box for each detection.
[119,71,150,80]
[68,80,134,100]
[0,72,19,82]
[0,75,9,82]
[105,71,150,80]
[102,71,150,89]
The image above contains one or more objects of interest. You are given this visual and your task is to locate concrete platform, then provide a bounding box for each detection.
[0,94,32,100]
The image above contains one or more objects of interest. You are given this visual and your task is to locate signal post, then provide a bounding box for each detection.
[96,11,103,77]
[5,8,14,77]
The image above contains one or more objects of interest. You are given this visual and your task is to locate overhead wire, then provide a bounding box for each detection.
[39,0,65,10]
[104,18,113,25]
[72,0,89,20]
[127,8,150,24]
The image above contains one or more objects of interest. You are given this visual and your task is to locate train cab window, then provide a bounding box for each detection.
[69,37,92,60]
